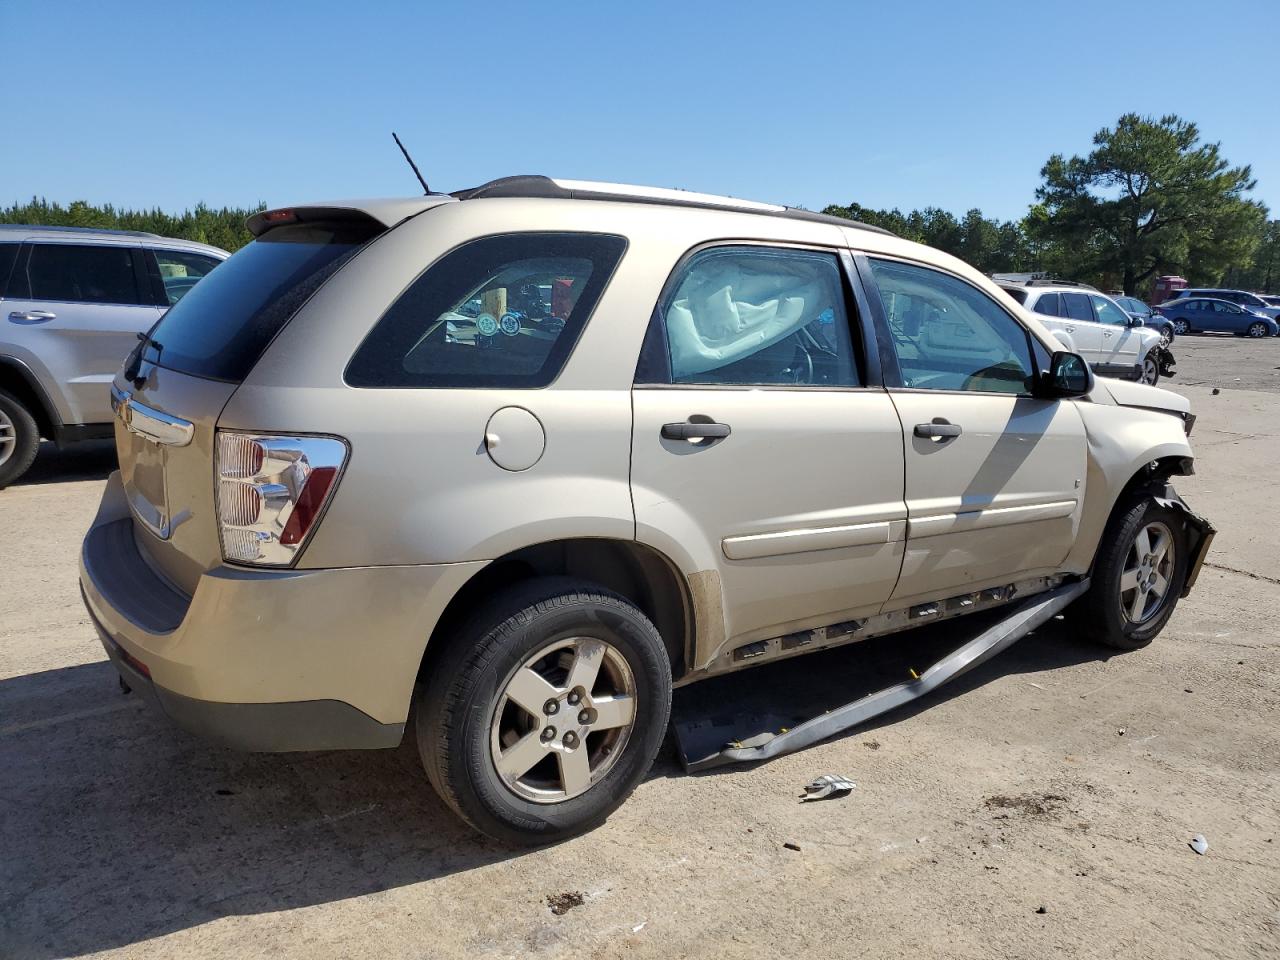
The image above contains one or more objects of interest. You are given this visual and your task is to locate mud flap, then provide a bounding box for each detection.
[1153,486,1215,595]
[671,578,1089,772]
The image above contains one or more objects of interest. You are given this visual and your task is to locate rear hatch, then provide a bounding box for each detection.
[113,211,391,594]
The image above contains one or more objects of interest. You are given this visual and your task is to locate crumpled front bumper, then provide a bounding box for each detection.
[1154,484,1214,595]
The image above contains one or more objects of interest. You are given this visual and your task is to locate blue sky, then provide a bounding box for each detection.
[3,0,1277,222]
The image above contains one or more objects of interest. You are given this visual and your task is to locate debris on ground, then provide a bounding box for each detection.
[984,793,1067,818]
[863,740,881,751]
[546,892,585,916]
[800,774,856,802]
[1118,727,1127,736]
[783,842,801,852]
[1035,906,1048,914]
[1189,834,1209,856]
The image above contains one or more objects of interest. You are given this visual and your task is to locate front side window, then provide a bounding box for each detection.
[869,258,1034,395]
[655,246,858,387]
[1032,292,1061,317]
[1062,292,1094,322]
[16,243,140,305]
[153,249,222,305]
[1090,294,1130,326]
[347,233,625,389]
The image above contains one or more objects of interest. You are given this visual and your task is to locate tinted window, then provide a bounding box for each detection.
[1003,288,1028,305]
[147,220,381,382]
[1090,294,1130,326]
[347,233,625,389]
[1032,292,1061,317]
[870,258,1034,395]
[152,249,222,305]
[655,246,858,387]
[1062,292,1094,321]
[0,243,19,296]
[20,243,140,304]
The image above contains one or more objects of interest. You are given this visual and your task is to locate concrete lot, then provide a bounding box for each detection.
[1,339,1277,959]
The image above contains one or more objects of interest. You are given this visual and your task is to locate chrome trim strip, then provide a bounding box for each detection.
[907,499,1078,540]
[722,518,905,561]
[113,389,194,447]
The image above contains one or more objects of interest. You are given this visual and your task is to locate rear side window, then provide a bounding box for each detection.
[146,220,381,382]
[653,246,859,387]
[1003,288,1028,304]
[16,243,141,304]
[1062,292,1094,321]
[1032,292,1061,317]
[151,249,222,305]
[346,233,626,389]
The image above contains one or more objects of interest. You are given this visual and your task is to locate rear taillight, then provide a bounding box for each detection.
[215,432,348,566]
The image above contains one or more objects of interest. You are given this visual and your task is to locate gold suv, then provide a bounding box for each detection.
[80,177,1213,843]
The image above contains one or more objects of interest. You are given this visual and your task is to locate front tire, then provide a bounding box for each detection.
[1140,355,1160,386]
[416,578,672,844]
[0,390,40,488]
[1079,496,1189,650]
[1247,321,1269,338]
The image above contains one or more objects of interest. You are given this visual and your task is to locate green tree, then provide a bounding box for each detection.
[0,198,265,251]
[1029,113,1266,295]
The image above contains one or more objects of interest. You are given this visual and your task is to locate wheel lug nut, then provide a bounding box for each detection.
[563,731,578,748]
[543,699,559,715]
[578,710,590,724]
[541,726,556,741]
[567,690,581,705]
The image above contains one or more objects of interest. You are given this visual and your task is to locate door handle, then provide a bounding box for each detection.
[8,310,57,324]
[914,419,962,441]
[1103,331,1114,338]
[661,420,731,441]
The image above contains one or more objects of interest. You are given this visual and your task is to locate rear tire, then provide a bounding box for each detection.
[1172,319,1190,336]
[0,390,40,488]
[1079,496,1189,650]
[416,577,672,845]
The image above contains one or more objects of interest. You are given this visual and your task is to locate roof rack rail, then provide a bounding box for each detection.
[0,223,161,239]
[451,175,895,237]
[1024,278,1099,290]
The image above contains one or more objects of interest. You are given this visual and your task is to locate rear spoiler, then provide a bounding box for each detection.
[246,197,454,238]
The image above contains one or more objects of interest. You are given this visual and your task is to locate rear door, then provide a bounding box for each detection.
[861,257,1087,604]
[630,243,907,657]
[1060,292,1103,364]
[5,241,161,424]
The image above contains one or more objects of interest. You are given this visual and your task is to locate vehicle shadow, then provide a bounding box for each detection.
[11,440,116,486]
[0,617,1117,959]
[0,660,516,959]
[664,613,1122,772]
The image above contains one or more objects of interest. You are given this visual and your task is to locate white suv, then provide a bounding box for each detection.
[999,281,1171,386]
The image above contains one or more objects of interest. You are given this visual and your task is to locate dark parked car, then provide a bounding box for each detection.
[1114,296,1175,346]
[1170,288,1280,321]
[1155,297,1279,338]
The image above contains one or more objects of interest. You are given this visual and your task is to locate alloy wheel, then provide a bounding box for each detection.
[1119,521,1176,625]
[489,636,637,803]
[1248,322,1267,338]
[1141,356,1159,384]
[0,407,15,467]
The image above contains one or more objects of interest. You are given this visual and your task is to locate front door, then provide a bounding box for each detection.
[5,241,161,424]
[1060,291,1103,365]
[1090,293,1141,374]
[862,256,1088,605]
[630,244,907,664]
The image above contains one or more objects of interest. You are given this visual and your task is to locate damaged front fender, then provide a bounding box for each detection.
[1153,484,1215,595]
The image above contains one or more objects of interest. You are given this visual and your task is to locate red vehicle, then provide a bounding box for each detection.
[1152,275,1187,304]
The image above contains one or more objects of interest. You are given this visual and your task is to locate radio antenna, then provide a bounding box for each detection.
[392,131,431,194]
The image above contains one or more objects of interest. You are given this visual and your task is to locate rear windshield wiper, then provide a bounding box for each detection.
[125,331,164,388]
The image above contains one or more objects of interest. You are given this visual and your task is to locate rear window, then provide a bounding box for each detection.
[346,232,626,389]
[1002,288,1028,304]
[144,220,380,382]
[1033,292,1061,317]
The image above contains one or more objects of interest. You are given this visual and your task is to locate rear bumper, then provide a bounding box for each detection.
[80,471,485,751]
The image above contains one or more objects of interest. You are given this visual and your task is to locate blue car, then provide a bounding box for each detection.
[1114,295,1175,346]
[1154,297,1279,338]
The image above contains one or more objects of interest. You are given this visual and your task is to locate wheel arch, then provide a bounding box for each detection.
[416,537,695,688]
[0,354,59,440]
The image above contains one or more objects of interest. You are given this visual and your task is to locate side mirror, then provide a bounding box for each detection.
[1038,351,1093,398]
[1128,316,1145,327]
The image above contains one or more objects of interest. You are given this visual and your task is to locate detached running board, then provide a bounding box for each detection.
[678,578,1089,772]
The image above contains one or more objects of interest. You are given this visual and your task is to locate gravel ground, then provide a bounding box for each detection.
[1,352,1277,959]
